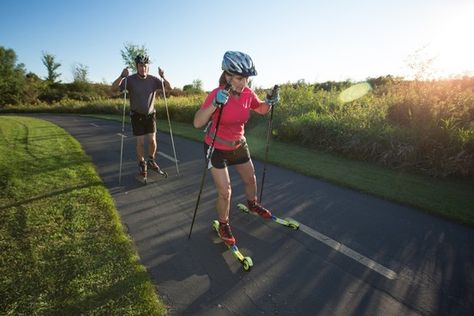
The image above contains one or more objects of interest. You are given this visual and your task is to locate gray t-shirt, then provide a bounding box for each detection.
[120,74,163,115]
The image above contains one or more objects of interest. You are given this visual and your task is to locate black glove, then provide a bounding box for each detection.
[265,85,280,106]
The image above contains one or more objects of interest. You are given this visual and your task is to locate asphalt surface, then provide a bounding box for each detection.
[36,114,473,315]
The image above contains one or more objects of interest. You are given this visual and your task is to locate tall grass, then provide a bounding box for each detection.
[3,77,473,177]
[271,79,474,177]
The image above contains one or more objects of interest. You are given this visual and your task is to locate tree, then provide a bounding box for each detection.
[0,46,27,106]
[41,51,61,84]
[192,79,203,92]
[405,46,436,80]
[23,72,45,104]
[120,42,149,72]
[182,84,193,92]
[72,63,89,83]
[183,79,204,94]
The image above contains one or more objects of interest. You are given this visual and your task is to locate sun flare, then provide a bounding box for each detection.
[428,3,474,77]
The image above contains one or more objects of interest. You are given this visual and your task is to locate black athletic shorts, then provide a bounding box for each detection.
[204,142,251,169]
[130,111,156,136]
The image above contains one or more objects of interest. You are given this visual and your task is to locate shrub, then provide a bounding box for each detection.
[3,77,473,177]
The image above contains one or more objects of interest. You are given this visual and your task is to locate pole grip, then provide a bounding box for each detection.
[267,84,279,99]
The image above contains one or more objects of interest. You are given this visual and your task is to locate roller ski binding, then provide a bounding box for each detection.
[238,201,299,230]
[212,220,253,271]
[147,158,168,178]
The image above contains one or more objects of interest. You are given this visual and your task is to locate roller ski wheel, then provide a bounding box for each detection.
[237,203,300,230]
[212,220,253,272]
[159,169,168,178]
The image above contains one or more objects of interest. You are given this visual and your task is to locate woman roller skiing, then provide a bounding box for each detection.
[193,51,280,246]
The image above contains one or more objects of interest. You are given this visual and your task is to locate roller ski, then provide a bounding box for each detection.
[212,220,253,271]
[137,159,168,184]
[147,158,168,178]
[237,201,299,230]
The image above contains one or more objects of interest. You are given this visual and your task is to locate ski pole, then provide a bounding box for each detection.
[118,77,128,185]
[160,69,180,176]
[259,85,279,203]
[188,83,231,240]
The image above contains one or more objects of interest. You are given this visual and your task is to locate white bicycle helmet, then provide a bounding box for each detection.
[222,51,257,76]
[135,54,150,64]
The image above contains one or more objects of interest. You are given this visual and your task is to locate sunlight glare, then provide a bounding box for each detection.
[338,82,372,103]
[429,3,474,77]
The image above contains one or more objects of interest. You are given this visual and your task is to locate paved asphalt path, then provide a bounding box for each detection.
[36,114,473,315]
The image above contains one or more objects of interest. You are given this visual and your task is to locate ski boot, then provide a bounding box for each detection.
[138,160,148,184]
[147,158,168,178]
[212,220,253,271]
[216,221,236,246]
[247,200,273,218]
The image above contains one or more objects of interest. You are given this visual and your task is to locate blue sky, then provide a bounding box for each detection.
[1,0,473,90]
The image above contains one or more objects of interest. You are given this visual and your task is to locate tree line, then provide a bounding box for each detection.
[0,45,206,107]
[2,43,406,108]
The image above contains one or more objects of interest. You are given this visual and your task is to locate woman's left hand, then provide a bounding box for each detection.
[265,87,280,106]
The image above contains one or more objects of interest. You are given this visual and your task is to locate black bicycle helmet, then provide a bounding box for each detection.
[134,54,150,64]
[222,51,257,76]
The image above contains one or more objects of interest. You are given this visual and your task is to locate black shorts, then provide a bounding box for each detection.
[204,142,251,169]
[130,111,156,136]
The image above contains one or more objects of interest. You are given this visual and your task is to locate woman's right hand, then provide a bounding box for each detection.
[212,89,230,107]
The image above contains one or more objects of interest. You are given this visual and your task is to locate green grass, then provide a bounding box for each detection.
[0,116,166,315]
[86,114,474,227]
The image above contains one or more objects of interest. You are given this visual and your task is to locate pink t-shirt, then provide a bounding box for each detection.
[201,86,262,150]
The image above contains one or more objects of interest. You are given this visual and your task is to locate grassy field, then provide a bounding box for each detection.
[0,116,166,315]
[88,114,474,227]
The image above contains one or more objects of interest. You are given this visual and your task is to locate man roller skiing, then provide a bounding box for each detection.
[112,54,172,181]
